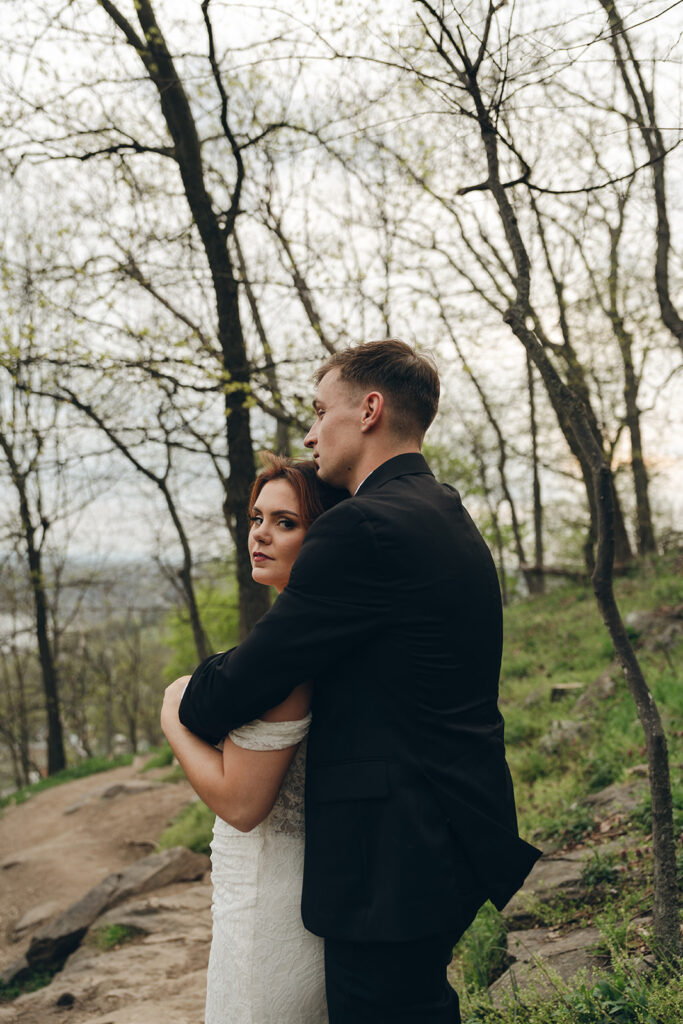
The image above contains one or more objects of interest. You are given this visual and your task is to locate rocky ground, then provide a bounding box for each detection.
[0,761,211,1023]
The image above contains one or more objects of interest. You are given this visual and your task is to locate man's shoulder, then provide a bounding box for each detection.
[310,495,370,532]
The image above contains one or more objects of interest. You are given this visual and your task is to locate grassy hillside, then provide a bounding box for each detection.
[501,558,682,851]
[455,555,682,1021]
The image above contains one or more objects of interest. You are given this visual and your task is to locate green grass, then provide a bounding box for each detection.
[93,923,141,951]
[0,753,134,810]
[462,958,683,1023]
[157,798,215,855]
[0,960,68,1003]
[454,902,510,992]
[499,556,682,851]
[451,554,683,1018]
[141,743,175,771]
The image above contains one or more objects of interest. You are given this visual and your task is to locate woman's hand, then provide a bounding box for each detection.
[161,675,191,735]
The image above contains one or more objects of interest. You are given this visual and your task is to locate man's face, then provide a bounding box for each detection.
[304,369,364,491]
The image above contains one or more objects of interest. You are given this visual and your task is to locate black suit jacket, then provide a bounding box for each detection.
[180,453,540,941]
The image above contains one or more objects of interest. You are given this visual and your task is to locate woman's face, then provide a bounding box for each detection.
[248,478,308,593]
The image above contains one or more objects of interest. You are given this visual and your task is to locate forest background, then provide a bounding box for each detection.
[1,0,681,786]
[0,0,682,942]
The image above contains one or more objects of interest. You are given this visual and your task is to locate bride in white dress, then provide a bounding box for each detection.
[161,455,345,1024]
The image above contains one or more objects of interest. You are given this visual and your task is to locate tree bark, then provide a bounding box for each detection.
[233,230,291,455]
[527,352,545,593]
[605,212,657,556]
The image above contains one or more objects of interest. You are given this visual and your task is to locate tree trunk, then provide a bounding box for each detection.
[619,335,656,556]
[0,432,66,775]
[233,231,291,455]
[605,214,657,557]
[28,545,65,775]
[527,352,544,594]
[471,437,508,605]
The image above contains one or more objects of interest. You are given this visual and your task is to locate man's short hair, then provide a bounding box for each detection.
[313,339,440,439]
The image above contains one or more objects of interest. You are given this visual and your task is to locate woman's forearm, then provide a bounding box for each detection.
[161,702,240,823]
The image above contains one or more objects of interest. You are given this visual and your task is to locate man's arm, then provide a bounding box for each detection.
[179,501,385,743]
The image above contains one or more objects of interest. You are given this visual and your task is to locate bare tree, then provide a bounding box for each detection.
[0,367,66,774]
[599,0,683,356]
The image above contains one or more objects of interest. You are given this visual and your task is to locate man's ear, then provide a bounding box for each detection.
[360,391,384,432]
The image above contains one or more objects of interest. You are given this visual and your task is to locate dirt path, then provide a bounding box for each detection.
[0,760,201,994]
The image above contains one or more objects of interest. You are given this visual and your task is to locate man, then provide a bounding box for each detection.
[179,339,540,1022]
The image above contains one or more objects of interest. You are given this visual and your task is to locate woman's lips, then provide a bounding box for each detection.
[252,552,273,563]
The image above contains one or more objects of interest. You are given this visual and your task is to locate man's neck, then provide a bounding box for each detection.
[349,445,421,495]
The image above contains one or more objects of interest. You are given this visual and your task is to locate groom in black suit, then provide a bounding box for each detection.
[179,339,540,1022]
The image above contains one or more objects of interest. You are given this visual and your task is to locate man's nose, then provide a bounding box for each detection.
[303,423,316,449]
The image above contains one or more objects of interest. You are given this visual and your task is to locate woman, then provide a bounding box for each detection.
[161,454,345,1024]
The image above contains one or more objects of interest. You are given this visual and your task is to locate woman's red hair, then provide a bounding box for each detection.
[249,453,345,528]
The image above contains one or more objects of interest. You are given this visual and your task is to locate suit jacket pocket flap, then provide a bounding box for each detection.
[310,760,388,802]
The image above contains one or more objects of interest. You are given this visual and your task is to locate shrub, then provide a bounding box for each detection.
[94,923,141,951]
[157,799,215,855]
[141,744,175,771]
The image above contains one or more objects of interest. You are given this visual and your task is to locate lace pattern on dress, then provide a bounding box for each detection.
[226,715,311,837]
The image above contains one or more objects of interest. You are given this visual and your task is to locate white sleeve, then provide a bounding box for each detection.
[228,713,312,751]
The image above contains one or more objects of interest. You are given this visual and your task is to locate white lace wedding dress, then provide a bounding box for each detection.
[204,714,327,1024]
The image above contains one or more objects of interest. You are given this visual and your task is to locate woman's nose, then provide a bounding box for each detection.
[252,523,270,544]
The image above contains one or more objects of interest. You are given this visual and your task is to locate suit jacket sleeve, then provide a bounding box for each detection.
[178,500,384,743]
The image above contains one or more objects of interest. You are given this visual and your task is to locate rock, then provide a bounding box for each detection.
[82,884,212,947]
[25,876,120,969]
[550,683,584,702]
[583,779,644,815]
[0,854,23,870]
[574,670,616,712]
[123,839,157,856]
[489,925,607,1005]
[625,609,653,633]
[503,850,588,919]
[9,848,209,979]
[0,882,212,1023]
[11,900,61,942]
[538,719,586,754]
[65,780,163,815]
[625,606,683,651]
[98,781,163,801]
[502,839,633,924]
[0,954,29,985]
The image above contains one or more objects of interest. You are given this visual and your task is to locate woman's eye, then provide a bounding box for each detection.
[249,514,263,525]
[278,518,295,529]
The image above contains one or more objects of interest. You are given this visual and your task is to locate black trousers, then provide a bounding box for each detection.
[324,905,480,1024]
